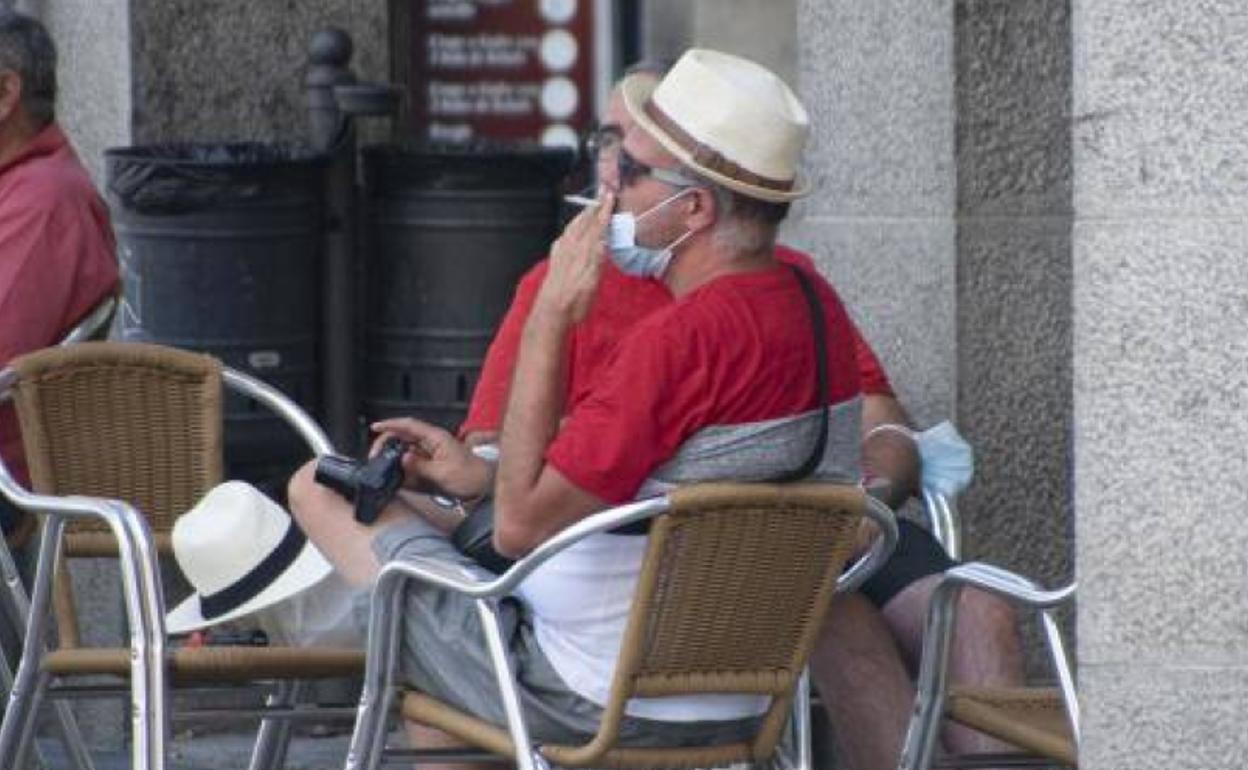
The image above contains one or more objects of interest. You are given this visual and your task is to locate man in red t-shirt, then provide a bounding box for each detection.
[293,46,877,748]
[0,12,119,544]
[287,55,1023,768]
[455,72,1021,766]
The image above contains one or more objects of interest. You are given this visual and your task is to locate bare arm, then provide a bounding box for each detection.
[861,393,920,509]
[494,194,615,557]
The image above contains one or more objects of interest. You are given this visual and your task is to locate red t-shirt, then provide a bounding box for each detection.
[546,263,863,503]
[461,244,892,436]
[0,124,120,485]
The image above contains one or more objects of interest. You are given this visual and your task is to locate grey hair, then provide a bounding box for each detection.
[698,179,789,255]
[0,10,56,127]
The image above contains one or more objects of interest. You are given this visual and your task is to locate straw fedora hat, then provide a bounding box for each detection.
[166,481,333,634]
[620,48,810,203]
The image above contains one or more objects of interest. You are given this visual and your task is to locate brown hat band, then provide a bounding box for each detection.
[643,100,796,193]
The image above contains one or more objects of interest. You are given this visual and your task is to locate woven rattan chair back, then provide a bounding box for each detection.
[10,341,224,645]
[12,341,224,536]
[546,482,865,768]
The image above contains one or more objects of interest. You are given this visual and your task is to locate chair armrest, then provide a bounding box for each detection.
[936,562,1075,609]
[373,495,672,601]
[838,493,899,594]
[0,453,169,708]
[915,562,1079,747]
[223,366,335,456]
[920,486,961,560]
[58,296,118,347]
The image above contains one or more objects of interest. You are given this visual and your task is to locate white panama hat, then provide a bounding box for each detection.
[620,48,811,203]
[166,481,333,634]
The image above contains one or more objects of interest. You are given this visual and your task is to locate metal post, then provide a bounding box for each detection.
[306,28,361,453]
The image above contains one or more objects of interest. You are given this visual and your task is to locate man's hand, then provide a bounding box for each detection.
[371,418,492,500]
[862,427,920,510]
[534,189,613,324]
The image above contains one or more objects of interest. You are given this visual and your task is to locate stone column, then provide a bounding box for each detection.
[954,0,1073,591]
[1073,1,1248,766]
[792,0,957,425]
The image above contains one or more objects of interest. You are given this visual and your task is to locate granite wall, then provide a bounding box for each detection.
[1073,1,1248,766]
[791,0,957,428]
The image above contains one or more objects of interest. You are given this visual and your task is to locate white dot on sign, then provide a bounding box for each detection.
[538,0,576,24]
[540,29,578,72]
[541,124,578,148]
[540,77,578,119]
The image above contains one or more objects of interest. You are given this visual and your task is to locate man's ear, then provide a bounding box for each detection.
[685,186,719,231]
[0,71,22,123]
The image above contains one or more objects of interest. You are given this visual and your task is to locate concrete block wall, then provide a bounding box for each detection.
[1073,1,1248,766]
[791,0,958,426]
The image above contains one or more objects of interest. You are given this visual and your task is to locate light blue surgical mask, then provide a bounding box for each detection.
[914,421,974,498]
[607,188,696,278]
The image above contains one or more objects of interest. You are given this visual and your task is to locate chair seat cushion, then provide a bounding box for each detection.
[45,646,364,683]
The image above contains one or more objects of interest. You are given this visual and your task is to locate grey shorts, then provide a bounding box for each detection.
[365,516,760,747]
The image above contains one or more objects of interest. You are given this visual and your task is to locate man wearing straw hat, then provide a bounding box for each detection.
[286,49,1011,767]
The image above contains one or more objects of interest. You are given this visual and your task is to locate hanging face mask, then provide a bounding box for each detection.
[913,421,974,498]
[607,188,696,278]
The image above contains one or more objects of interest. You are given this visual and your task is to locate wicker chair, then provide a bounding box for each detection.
[0,341,364,770]
[345,481,898,770]
[898,562,1079,769]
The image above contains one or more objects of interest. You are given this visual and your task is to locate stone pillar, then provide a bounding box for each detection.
[954,0,1073,592]
[1073,1,1248,766]
[791,0,957,425]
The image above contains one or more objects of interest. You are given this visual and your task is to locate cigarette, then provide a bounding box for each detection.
[563,194,600,208]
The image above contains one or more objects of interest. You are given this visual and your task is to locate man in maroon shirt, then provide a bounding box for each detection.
[0,11,119,544]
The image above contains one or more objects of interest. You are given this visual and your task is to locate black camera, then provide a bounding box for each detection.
[314,437,407,524]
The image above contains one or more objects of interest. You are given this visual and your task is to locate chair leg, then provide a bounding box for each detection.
[4,667,50,770]
[475,599,541,770]
[0,533,96,770]
[793,671,813,770]
[346,570,405,770]
[48,697,97,770]
[248,679,308,770]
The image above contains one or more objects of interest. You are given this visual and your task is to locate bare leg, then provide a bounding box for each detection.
[287,459,390,586]
[404,720,500,770]
[811,592,915,770]
[288,461,491,769]
[882,574,1025,755]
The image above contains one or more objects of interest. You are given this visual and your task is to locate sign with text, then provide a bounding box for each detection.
[407,0,600,147]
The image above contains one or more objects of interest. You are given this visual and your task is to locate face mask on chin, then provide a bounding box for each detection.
[607,188,697,279]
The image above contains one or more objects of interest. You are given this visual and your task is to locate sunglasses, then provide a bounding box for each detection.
[582,123,623,161]
[583,123,697,189]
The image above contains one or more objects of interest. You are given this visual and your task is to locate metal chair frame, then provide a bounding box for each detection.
[0,351,336,770]
[344,488,899,770]
[0,291,119,770]
[897,562,1079,770]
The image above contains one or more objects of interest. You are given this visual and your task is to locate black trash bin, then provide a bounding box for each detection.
[105,143,327,493]
[360,145,574,432]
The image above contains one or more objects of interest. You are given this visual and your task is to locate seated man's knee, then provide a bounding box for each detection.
[958,587,1020,632]
[287,458,324,520]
